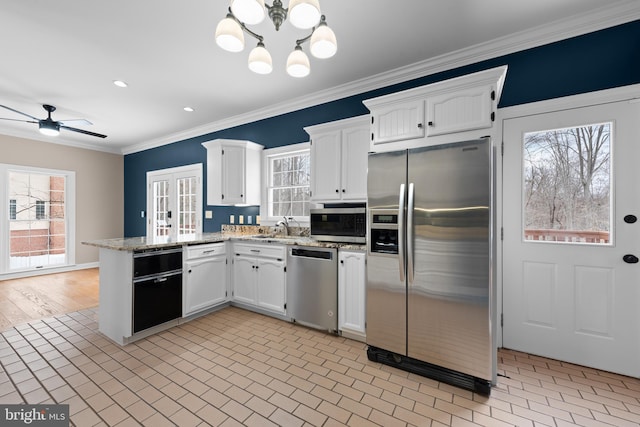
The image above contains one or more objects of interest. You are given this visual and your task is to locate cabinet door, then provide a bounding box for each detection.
[233,255,256,305]
[338,250,366,337]
[310,132,341,201]
[426,85,493,136]
[256,258,286,315]
[184,255,227,316]
[371,100,425,145]
[222,144,245,204]
[340,125,369,201]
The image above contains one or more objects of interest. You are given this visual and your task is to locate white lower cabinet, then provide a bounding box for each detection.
[232,243,286,316]
[183,243,228,316]
[338,249,366,341]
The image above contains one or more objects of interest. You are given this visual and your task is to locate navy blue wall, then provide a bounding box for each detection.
[124,20,640,237]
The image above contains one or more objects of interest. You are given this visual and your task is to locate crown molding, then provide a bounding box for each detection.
[123,0,640,155]
[0,127,121,154]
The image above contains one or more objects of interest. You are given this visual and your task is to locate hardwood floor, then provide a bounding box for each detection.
[0,268,99,332]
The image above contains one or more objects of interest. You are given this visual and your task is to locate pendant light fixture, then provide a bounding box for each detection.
[215,0,337,77]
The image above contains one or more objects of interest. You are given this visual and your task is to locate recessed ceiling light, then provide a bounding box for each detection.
[113,80,128,88]
[183,107,194,112]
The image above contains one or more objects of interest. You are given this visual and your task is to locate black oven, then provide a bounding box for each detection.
[310,208,366,243]
[132,247,182,333]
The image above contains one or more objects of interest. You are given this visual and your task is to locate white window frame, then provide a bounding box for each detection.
[0,163,76,276]
[260,142,311,226]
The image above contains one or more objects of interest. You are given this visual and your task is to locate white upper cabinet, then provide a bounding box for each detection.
[370,99,425,145]
[426,85,493,136]
[305,115,369,203]
[202,139,264,205]
[363,66,507,152]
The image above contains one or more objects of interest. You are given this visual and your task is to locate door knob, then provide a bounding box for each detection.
[623,254,639,264]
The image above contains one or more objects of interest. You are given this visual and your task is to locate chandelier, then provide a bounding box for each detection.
[215,0,337,77]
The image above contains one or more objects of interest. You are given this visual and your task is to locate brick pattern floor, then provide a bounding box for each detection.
[1,306,639,426]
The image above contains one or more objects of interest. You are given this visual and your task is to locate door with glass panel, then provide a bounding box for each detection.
[503,101,640,377]
[147,165,202,240]
[8,170,69,270]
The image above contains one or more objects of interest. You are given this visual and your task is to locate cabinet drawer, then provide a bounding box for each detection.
[186,242,225,260]
[233,243,285,259]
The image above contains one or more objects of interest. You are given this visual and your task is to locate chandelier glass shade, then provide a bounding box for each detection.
[248,42,273,74]
[286,45,311,78]
[215,17,245,52]
[215,0,336,77]
[231,0,266,25]
[287,0,321,29]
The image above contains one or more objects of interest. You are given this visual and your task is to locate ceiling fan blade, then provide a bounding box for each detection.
[0,105,40,121]
[59,119,93,126]
[60,125,107,138]
[0,117,37,123]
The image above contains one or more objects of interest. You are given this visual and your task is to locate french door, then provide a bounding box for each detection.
[1,164,75,274]
[146,164,202,240]
[502,100,640,377]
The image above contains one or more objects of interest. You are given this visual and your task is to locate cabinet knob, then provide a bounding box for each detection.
[335,189,339,193]
[428,121,434,126]
[340,260,344,264]
[342,189,345,193]
[417,123,423,128]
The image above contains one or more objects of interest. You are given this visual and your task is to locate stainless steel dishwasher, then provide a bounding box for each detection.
[287,246,338,333]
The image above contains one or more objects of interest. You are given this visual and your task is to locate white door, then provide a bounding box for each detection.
[503,100,640,377]
[147,164,202,240]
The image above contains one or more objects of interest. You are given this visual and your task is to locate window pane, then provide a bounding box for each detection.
[267,149,310,221]
[523,123,611,245]
[8,171,67,269]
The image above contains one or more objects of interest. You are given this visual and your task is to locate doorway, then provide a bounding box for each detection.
[502,99,640,377]
[146,164,203,240]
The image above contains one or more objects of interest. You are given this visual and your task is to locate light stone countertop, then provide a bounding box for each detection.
[82,226,366,252]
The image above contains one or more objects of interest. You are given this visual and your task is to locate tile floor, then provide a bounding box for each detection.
[1,306,639,427]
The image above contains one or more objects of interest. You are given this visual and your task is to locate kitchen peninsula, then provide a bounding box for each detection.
[83,226,366,345]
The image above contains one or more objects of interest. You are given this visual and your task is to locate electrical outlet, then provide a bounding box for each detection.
[205,210,213,219]
[239,215,244,224]
[248,215,252,224]
[229,215,234,224]
[256,215,260,224]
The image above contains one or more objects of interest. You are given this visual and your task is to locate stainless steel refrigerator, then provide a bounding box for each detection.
[366,138,496,394]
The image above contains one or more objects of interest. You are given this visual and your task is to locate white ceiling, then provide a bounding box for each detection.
[0,1,638,154]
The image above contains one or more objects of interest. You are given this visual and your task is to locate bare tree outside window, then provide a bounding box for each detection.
[269,151,310,218]
[523,123,611,244]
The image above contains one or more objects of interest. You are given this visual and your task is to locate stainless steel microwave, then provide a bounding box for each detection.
[310,208,366,243]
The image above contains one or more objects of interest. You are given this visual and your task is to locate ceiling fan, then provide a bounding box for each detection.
[0,104,107,138]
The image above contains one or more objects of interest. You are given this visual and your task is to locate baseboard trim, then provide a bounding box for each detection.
[0,262,99,281]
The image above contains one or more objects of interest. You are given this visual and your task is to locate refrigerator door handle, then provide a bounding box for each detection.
[407,182,415,284]
[398,183,406,283]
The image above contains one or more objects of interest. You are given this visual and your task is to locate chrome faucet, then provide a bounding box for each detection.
[275,217,290,236]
